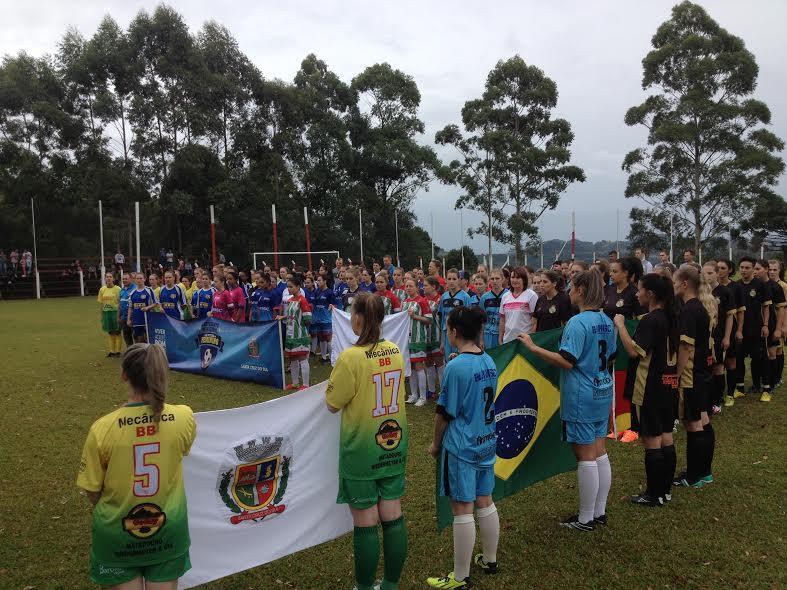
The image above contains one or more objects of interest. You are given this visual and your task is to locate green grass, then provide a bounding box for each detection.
[0,297,785,590]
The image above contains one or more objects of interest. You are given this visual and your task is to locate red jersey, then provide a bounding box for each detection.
[210,290,231,321]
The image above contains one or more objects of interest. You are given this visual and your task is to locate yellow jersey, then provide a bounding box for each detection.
[327,339,408,480]
[77,402,196,566]
[97,285,121,311]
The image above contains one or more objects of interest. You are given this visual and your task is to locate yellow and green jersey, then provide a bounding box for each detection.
[97,285,121,311]
[327,340,408,480]
[76,402,196,567]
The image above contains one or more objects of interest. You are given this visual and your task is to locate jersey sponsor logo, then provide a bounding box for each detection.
[196,319,225,369]
[218,435,292,525]
[549,305,557,314]
[750,289,757,297]
[495,379,538,460]
[616,299,624,307]
[122,503,166,539]
[375,419,402,450]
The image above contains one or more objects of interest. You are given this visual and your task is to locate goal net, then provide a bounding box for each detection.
[252,251,340,273]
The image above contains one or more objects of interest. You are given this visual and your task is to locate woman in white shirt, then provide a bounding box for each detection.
[499,266,539,344]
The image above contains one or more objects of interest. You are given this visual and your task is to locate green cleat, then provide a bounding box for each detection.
[701,474,714,484]
[723,395,734,407]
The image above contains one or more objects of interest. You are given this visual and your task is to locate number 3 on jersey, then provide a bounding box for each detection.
[372,370,402,417]
[133,442,160,497]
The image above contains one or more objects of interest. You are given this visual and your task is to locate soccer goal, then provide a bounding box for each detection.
[252,251,340,272]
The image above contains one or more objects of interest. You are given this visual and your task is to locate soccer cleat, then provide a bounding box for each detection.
[426,391,436,399]
[473,554,498,574]
[606,432,617,439]
[106,352,114,358]
[298,385,309,391]
[664,493,672,502]
[711,405,722,416]
[733,389,746,399]
[415,398,428,407]
[558,514,595,531]
[285,383,299,391]
[593,514,608,526]
[619,430,639,443]
[673,472,703,488]
[406,393,419,404]
[629,492,664,507]
[701,474,714,484]
[760,391,772,402]
[352,584,381,590]
[426,572,472,588]
[723,395,735,407]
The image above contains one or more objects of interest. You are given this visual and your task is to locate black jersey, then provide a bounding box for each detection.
[603,283,637,320]
[738,278,769,335]
[533,291,573,332]
[678,298,712,392]
[624,309,677,406]
[766,279,785,332]
[711,283,735,341]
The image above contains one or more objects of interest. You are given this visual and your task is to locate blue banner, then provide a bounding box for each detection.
[146,313,285,388]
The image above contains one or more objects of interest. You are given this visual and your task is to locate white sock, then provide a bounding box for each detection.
[311,336,318,354]
[319,340,328,359]
[416,368,427,399]
[452,513,475,582]
[436,363,445,386]
[409,374,420,398]
[577,461,599,524]
[426,365,437,393]
[476,504,499,564]
[300,359,310,386]
[595,454,611,518]
[290,360,300,386]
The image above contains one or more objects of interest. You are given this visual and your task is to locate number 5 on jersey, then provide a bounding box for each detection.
[372,370,402,418]
[133,442,160,497]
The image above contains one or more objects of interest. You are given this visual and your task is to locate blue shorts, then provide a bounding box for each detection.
[132,325,148,339]
[483,332,499,351]
[309,322,332,336]
[438,449,495,502]
[562,419,608,445]
[443,331,457,361]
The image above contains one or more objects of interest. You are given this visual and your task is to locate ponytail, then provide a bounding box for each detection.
[352,292,385,348]
[122,343,169,417]
[572,268,605,310]
[676,265,718,331]
[640,273,679,355]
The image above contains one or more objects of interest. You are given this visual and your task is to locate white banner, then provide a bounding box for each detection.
[180,383,352,589]
[331,308,412,376]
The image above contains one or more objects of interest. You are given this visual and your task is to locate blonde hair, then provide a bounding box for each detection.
[676,265,718,331]
[122,344,169,416]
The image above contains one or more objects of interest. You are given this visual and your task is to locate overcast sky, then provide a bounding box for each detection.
[2,0,786,252]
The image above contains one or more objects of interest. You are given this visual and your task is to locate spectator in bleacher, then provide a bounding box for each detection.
[114,250,125,272]
[10,249,19,276]
[177,256,185,273]
[22,249,32,277]
[166,248,174,267]
[0,250,6,277]
[159,248,167,267]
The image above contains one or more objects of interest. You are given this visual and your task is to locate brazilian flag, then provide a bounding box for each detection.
[436,328,575,530]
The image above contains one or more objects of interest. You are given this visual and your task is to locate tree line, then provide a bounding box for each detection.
[0,1,784,269]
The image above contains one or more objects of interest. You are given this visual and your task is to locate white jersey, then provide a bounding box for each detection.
[500,288,539,343]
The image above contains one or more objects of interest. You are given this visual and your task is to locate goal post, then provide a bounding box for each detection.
[252,251,340,271]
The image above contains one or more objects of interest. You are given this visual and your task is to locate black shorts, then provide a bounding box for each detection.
[679,387,707,422]
[767,336,782,349]
[632,394,675,437]
[132,325,148,339]
[738,332,766,356]
[713,336,726,365]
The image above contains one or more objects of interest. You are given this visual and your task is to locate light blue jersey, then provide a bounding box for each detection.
[438,351,498,466]
[558,310,617,423]
[479,289,506,350]
[310,288,335,324]
[438,289,473,331]
[119,285,134,322]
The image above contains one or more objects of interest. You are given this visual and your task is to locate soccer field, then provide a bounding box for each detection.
[0,297,784,590]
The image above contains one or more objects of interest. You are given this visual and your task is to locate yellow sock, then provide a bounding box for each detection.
[113,334,122,353]
[107,334,113,353]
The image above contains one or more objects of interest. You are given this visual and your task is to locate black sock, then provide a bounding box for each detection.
[763,358,773,393]
[703,423,715,477]
[662,444,677,497]
[726,371,737,397]
[712,374,725,406]
[686,431,703,484]
[645,448,665,498]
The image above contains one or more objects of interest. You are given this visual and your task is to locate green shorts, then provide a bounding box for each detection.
[337,474,405,510]
[101,310,119,333]
[90,551,191,586]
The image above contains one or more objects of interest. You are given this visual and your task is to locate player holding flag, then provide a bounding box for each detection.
[76,343,196,588]
[326,292,409,590]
